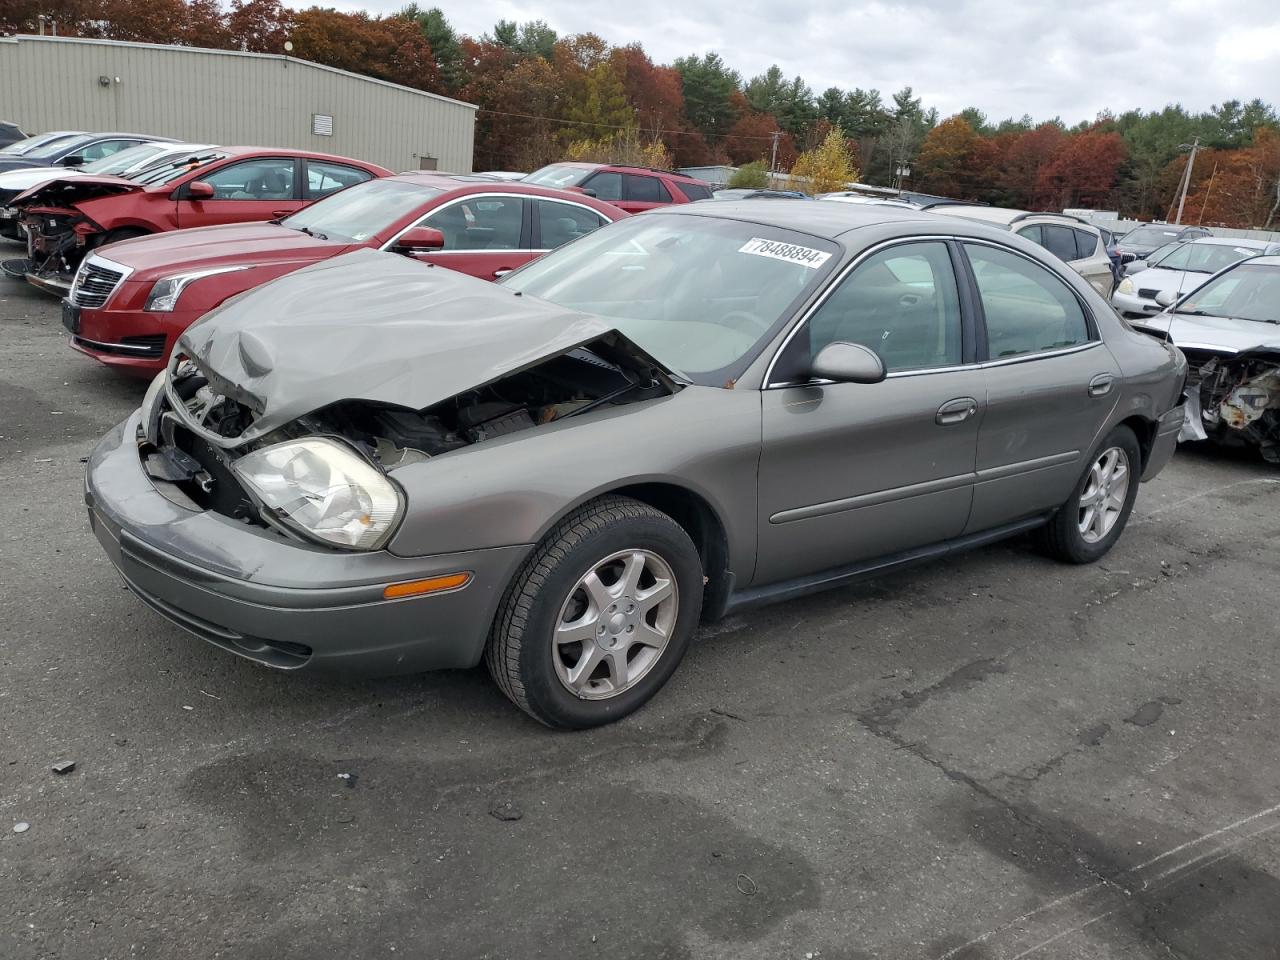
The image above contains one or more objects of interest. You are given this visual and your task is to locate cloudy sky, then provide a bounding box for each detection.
[309,0,1280,123]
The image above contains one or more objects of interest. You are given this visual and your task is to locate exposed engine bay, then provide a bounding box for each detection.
[138,334,677,529]
[1180,347,1280,461]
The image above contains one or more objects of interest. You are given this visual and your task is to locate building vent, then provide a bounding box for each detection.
[418,155,438,170]
[312,114,334,136]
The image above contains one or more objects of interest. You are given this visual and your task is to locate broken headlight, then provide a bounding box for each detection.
[232,438,402,550]
[1116,277,1135,295]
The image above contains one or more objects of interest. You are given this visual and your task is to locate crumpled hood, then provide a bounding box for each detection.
[1132,310,1280,355]
[177,248,638,443]
[14,174,139,208]
[0,166,85,194]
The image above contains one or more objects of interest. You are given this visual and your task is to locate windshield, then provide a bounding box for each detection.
[503,214,839,383]
[81,142,170,175]
[1144,241,1185,266]
[22,134,94,162]
[1150,242,1259,274]
[0,133,77,156]
[130,151,226,186]
[1177,262,1280,324]
[1123,225,1182,247]
[282,179,443,242]
[524,164,594,189]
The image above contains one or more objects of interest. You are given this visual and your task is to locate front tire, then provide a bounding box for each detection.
[1037,424,1142,564]
[485,495,703,729]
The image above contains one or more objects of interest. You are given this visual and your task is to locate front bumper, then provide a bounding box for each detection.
[67,296,197,377]
[85,413,533,675]
[1112,290,1162,319]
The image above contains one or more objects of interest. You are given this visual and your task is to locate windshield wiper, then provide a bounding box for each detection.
[291,225,329,240]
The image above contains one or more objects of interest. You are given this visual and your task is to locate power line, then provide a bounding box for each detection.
[474,107,786,142]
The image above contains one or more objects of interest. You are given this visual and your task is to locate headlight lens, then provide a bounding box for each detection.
[232,438,402,550]
[145,265,249,312]
[1117,277,1134,295]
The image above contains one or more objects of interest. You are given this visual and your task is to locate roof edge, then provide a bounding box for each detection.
[0,34,477,112]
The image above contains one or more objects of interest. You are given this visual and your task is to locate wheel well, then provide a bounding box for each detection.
[1118,415,1157,471]
[607,482,732,622]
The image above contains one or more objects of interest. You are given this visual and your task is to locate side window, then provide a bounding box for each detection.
[965,243,1091,359]
[423,196,524,250]
[199,158,296,200]
[536,199,607,250]
[679,181,713,201]
[625,174,671,203]
[78,139,140,161]
[805,241,962,373]
[1074,229,1099,259]
[1041,224,1080,262]
[307,161,373,199]
[583,171,622,201]
[1016,224,1043,247]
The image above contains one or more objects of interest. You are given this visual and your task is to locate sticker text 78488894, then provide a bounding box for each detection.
[738,237,832,269]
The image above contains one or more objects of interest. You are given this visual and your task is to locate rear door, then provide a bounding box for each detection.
[619,173,673,213]
[961,240,1121,532]
[532,197,610,253]
[174,157,302,228]
[304,159,376,201]
[394,193,535,280]
[756,240,983,584]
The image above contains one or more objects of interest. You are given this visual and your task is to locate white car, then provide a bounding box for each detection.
[927,205,1115,297]
[1112,237,1280,319]
[0,142,214,240]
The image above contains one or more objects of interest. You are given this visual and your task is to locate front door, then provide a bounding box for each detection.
[406,194,535,281]
[175,157,303,228]
[755,240,983,585]
[960,241,1122,532]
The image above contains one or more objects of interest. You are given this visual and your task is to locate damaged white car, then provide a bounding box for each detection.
[1129,254,1280,461]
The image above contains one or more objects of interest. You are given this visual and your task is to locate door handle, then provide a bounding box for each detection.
[1088,374,1115,397]
[493,268,513,278]
[936,397,978,425]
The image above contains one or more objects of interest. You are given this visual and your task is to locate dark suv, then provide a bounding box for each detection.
[1115,223,1211,261]
[523,163,713,213]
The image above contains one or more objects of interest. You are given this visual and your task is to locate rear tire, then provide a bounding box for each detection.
[485,495,703,729]
[1037,424,1142,564]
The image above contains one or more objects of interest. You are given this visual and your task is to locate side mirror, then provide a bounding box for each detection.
[579,187,598,198]
[810,342,886,384]
[187,180,215,200]
[60,155,85,167]
[1154,290,1177,308]
[393,226,445,253]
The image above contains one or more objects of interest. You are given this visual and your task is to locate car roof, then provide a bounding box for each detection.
[648,197,936,239]
[535,160,702,182]
[1185,236,1275,249]
[217,146,384,166]
[1245,255,1280,266]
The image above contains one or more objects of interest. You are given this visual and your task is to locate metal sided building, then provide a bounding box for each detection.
[0,35,477,173]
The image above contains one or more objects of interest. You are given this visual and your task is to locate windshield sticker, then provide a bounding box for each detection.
[738,237,831,269]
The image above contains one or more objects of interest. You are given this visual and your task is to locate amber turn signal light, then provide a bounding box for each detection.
[382,572,472,600]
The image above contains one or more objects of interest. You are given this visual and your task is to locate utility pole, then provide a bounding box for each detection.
[1197,161,1218,226]
[769,130,782,179]
[1174,136,1201,225]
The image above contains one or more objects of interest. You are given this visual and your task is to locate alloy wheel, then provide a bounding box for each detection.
[552,549,679,700]
[1078,446,1131,544]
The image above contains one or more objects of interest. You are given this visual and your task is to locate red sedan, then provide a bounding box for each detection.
[61,174,628,376]
[17,146,393,296]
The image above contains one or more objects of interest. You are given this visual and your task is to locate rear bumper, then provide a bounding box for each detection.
[86,413,533,675]
[1141,401,1186,481]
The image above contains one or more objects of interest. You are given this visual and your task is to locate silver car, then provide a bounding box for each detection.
[1127,254,1280,460]
[1113,237,1280,318]
[85,203,1187,727]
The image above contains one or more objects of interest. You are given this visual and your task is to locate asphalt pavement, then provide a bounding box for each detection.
[2,270,1279,960]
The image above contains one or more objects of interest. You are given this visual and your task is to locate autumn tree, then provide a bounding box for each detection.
[999,121,1066,207]
[611,45,685,142]
[788,125,858,195]
[915,116,984,198]
[1035,129,1127,208]
[724,109,795,168]
[564,132,672,169]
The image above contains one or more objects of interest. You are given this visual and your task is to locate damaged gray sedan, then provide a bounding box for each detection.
[85,203,1187,727]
